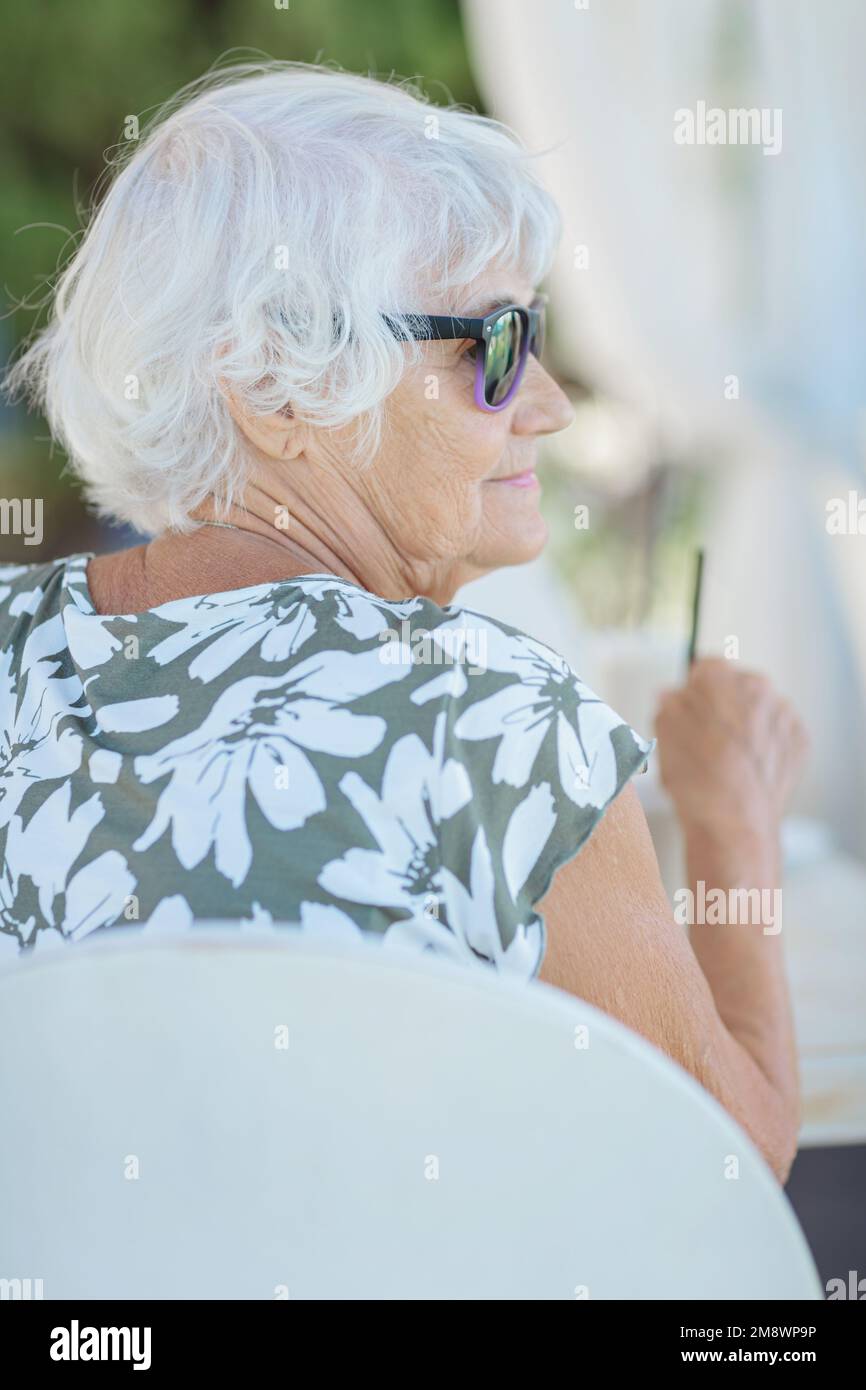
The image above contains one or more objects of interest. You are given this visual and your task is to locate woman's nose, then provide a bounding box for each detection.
[511,361,576,436]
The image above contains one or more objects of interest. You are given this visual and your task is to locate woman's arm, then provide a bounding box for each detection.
[682,825,799,1142]
[537,660,808,1184]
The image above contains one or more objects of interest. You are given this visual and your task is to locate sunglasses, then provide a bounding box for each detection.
[383,296,547,411]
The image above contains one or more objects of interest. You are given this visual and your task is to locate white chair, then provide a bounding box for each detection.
[0,928,822,1300]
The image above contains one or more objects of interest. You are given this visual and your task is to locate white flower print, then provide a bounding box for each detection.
[133,648,411,887]
[144,589,318,684]
[301,579,424,642]
[453,626,646,809]
[0,556,652,974]
[140,578,423,685]
[0,618,86,832]
[298,900,366,942]
[429,824,543,975]
[0,782,135,949]
[317,713,471,916]
[65,604,129,669]
[500,782,558,902]
[0,564,34,609]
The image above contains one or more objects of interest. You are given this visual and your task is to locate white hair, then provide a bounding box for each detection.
[5,61,561,535]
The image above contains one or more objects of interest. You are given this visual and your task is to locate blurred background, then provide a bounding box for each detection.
[1,0,864,1285]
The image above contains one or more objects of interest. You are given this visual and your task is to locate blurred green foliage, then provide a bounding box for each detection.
[0,0,480,555]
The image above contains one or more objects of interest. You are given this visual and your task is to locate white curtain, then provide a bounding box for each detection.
[460,0,866,850]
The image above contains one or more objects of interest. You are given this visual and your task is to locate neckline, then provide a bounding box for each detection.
[61,551,382,620]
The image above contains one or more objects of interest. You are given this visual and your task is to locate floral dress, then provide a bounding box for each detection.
[0,552,652,973]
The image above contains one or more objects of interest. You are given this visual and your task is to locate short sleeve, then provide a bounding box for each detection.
[434,616,654,981]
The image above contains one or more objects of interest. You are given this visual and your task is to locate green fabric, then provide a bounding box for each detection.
[0,552,652,974]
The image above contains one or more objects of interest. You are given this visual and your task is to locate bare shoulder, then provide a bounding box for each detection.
[85,547,149,616]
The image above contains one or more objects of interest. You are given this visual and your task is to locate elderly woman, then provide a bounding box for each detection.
[2,63,806,1181]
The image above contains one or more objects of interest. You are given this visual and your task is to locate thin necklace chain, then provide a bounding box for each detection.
[195,520,366,593]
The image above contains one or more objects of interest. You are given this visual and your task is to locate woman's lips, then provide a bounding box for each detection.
[487,468,539,489]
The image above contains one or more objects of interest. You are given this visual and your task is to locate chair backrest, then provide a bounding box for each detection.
[0,928,822,1299]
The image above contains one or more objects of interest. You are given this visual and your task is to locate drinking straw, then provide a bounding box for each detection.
[687,548,704,667]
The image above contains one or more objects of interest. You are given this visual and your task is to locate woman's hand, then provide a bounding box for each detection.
[654,657,809,844]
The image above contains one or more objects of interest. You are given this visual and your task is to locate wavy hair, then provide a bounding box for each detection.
[5,60,561,535]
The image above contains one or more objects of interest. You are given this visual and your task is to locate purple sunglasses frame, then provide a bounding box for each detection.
[382,296,547,412]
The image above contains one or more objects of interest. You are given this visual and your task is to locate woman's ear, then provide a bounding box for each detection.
[223,391,304,460]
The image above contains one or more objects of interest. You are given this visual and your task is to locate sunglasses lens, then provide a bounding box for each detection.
[530,306,545,360]
[484,309,524,406]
